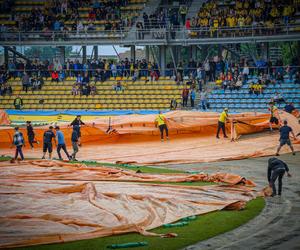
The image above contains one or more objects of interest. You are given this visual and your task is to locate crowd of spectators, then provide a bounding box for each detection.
[2,0,135,34]
[0,71,12,96]
[187,0,297,37]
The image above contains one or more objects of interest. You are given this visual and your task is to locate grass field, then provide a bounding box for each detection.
[0,156,265,250]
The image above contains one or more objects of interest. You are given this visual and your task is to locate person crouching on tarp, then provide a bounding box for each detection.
[267,158,291,197]
[216,108,229,139]
[155,111,169,142]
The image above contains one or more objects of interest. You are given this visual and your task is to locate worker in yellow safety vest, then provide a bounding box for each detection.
[155,111,169,142]
[216,108,229,139]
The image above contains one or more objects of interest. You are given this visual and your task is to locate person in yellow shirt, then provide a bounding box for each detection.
[155,111,169,141]
[216,108,229,139]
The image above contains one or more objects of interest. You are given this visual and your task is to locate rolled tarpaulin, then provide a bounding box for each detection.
[163,221,189,228]
[107,242,148,249]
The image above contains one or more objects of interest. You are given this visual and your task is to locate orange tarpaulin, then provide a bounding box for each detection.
[0,111,272,148]
[0,110,10,126]
[0,160,258,249]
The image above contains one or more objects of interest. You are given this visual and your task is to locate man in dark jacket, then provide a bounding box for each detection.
[26,121,39,149]
[71,125,79,161]
[42,126,56,160]
[70,115,85,146]
[268,158,291,197]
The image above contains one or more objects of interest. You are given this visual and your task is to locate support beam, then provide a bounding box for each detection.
[191,45,197,60]
[159,45,166,76]
[130,45,136,61]
[12,46,16,62]
[57,46,65,65]
[93,45,98,60]
[5,46,30,62]
[4,46,8,65]
[145,46,150,62]
[82,46,87,63]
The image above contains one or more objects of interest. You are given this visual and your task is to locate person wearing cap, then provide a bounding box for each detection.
[55,126,71,160]
[155,111,169,142]
[216,108,229,139]
[268,157,291,197]
[42,126,56,160]
[71,125,79,161]
[12,127,25,161]
[70,115,85,146]
[26,121,39,149]
[276,120,296,156]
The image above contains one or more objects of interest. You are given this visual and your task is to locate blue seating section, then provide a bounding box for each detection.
[207,78,300,113]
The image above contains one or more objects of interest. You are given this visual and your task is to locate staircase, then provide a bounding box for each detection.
[125,0,162,42]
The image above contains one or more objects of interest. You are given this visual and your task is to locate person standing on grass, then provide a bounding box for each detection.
[42,126,56,160]
[55,126,71,160]
[268,158,291,197]
[12,127,25,161]
[155,111,169,142]
[216,108,229,139]
[26,121,39,149]
[276,120,296,156]
[71,125,79,161]
[70,115,85,146]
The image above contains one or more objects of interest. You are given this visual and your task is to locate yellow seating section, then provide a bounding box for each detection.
[1,77,182,110]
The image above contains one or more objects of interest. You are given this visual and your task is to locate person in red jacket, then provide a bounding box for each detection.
[51,71,59,83]
[182,86,189,107]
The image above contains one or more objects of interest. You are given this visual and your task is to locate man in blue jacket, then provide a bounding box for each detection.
[55,126,71,160]
[268,158,291,197]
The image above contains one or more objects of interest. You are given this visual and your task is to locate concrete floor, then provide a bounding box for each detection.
[160,154,300,250]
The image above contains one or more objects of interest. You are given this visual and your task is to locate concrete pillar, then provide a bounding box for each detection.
[191,45,197,61]
[57,46,65,65]
[12,46,16,62]
[93,45,98,60]
[82,46,87,63]
[159,45,166,76]
[4,46,9,65]
[145,45,150,62]
[130,45,136,61]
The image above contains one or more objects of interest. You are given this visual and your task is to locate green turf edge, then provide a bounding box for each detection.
[15,198,265,250]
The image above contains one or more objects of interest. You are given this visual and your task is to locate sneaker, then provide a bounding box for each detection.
[224,136,228,138]
[292,152,296,155]
[59,158,63,161]
[276,153,279,156]
[73,158,78,161]
[216,136,220,139]
[42,156,45,159]
[161,139,164,142]
[166,137,170,140]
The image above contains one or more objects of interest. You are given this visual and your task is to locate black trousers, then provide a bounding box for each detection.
[57,144,70,159]
[216,121,227,137]
[15,145,24,160]
[28,134,37,148]
[182,97,188,107]
[270,169,285,195]
[159,124,168,140]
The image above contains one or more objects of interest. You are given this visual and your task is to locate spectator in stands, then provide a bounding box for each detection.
[51,71,59,83]
[150,69,159,82]
[190,87,196,108]
[273,92,286,104]
[182,85,189,107]
[114,81,124,92]
[284,103,295,114]
[71,84,78,96]
[179,5,188,25]
[82,72,90,85]
[22,72,30,93]
[90,83,96,96]
[294,72,300,84]
[76,73,83,84]
[242,63,249,82]
[199,90,208,110]
[132,69,139,82]
[276,71,284,83]
[14,95,23,110]
[59,71,65,82]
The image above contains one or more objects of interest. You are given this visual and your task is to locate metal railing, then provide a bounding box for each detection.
[1,23,299,44]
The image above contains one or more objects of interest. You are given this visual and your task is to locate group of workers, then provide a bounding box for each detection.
[12,115,85,161]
